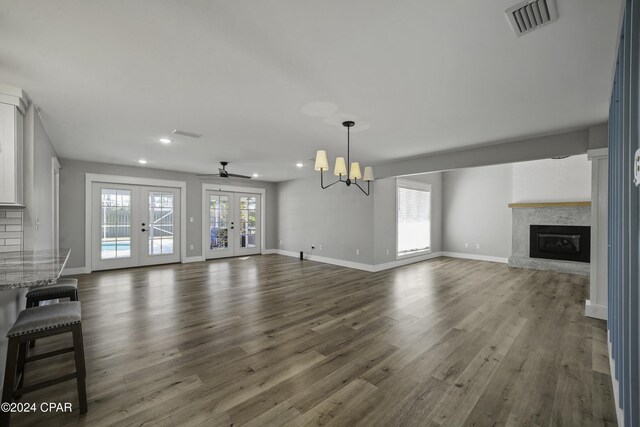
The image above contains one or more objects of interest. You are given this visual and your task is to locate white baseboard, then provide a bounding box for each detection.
[62,266,90,276]
[585,300,608,320]
[274,249,374,271]
[441,251,508,264]
[608,331,624,426]
[372,252,443,272]
[262,249,279,255]
[310,254,376,272]
[182,256,205,263]
[271,249,444,273]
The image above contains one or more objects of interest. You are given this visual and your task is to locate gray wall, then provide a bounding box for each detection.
[276,176,374,264]
[31,108,59,250]
[373,173,442,264]
[442,164,513,259]
[59,159,278,269]
[22,105,59,251]
[276,172,442,266]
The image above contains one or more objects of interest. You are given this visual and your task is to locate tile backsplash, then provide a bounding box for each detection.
[0,209,23,253]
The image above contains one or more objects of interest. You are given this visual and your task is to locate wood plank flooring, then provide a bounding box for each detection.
[10,255,616,426]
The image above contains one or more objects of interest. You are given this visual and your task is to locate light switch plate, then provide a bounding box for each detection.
[635,148,640,187]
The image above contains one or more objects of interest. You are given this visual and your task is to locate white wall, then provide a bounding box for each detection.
[512,154,591,203]
[442,164,513,260]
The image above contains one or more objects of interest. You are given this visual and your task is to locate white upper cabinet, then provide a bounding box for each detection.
[0,86,26,205]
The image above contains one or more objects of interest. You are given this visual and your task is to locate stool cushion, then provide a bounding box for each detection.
[26,283,77,299]
[7,302,81,337]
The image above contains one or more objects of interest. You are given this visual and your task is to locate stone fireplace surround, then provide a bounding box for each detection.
[508,203,591,275]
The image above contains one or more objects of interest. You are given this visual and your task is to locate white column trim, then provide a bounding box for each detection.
[585,151,608,319]
[84,173,188,273]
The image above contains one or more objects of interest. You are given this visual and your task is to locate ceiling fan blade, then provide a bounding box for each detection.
[226,173,252,179]
[197,174,221,178]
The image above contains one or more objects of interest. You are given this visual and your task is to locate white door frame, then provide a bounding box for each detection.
[201,183,266,258]
[85,173,187,273]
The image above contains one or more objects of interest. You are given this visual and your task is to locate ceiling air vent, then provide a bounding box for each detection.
[172,129,202,139]
[506,0,558,36]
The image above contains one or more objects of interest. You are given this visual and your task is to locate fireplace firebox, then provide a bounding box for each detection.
[529,225,590,263]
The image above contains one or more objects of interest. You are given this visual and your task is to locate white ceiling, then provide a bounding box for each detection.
[0,0,622,181]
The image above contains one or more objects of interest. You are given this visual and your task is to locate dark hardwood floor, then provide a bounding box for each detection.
[11,255,616,426]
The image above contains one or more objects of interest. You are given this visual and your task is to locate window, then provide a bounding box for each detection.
[396,179,431,257]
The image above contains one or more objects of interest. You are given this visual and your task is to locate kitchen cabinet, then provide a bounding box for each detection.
[0,99,24,205]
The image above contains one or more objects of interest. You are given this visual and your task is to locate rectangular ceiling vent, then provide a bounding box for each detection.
[506,0,558,37]
[172,129,202,139]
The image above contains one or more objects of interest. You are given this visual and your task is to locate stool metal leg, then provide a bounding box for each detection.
[1,337,19,426]
[72,323,88,414]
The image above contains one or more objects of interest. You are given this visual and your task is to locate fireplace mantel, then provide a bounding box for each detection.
[508,201,591,209]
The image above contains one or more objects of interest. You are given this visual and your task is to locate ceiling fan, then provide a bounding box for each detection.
[197,161,252,179]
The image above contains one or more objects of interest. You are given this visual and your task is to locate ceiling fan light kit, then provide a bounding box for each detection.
[314,121,374,196]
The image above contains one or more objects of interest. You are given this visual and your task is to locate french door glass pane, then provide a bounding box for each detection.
[101,189,131,259]
[240,196,257,248]
[148,192,175,255]
[210,195,229,250]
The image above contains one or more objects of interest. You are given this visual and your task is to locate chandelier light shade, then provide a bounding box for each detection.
[349,162,362,180]
[314,150,329,171]
[334,157,347,176]
[314,121,374,195]
[363,166,374,182]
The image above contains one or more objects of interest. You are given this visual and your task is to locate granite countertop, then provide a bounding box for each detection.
[0,249,71,290]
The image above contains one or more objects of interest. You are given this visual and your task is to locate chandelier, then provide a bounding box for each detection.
[314,121,374,195]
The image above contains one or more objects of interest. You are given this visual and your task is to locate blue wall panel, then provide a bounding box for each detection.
[608,1,640,425]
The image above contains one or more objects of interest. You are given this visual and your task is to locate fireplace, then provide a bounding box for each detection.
[529,225,590,263]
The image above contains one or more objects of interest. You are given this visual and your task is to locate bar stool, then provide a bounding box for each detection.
[26,278,79,348]
[1,302,88,426]
[26,278,79,308]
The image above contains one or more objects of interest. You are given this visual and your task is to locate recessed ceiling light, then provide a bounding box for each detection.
[296,162,304,168]
[252,173,259,178]
[138,159,148,164]
[159,138,172,144]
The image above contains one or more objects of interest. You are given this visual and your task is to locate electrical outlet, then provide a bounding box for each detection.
[311,244,315,249]
[319,244,322,250]
[189,217,194,223]
[279,240,282,245]
[386,249,390,255]
[189,244,194,251]
[464,242,469,248]
[356,249,360,255]
[476,243,480,249]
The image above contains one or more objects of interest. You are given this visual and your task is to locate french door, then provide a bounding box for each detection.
[205,191,261,259]
[91,183,181,271]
